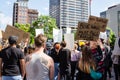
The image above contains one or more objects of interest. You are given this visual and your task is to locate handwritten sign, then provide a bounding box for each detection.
[88,15,108,32]
[3,25,30,43]
[76,22,100,41]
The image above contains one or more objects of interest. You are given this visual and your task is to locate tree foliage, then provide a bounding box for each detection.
[14,23,34,44]
[15,23,30,32]
[106,27,116,50]
[14,15,58,44]
[32,15,58,39]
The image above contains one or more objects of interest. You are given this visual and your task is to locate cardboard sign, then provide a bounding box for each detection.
[3,25,30,43]
[64,34,74,50]
[88,15,108,32]
[76,22,100,41]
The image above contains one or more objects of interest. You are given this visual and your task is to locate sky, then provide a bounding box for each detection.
[0,0,120,30]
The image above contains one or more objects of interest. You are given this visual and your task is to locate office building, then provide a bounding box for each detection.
[13,0,28,26]
[100,11,106,18]
[13,0,38,26]
[100,4,120,37]
[28,9,38,26]
[49,0,89,28]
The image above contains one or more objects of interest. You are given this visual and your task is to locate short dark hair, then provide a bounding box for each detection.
[34,34,47,48]
[54,42,60,47]
[8,36,18,45]
[60,41,66,47]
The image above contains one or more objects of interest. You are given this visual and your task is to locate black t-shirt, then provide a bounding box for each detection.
[59,48,71,75]
[0,46,24,76]
[50,48,60,63]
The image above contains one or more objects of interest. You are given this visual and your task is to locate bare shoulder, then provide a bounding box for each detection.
[41,53,54,68]
[43,53,53,62]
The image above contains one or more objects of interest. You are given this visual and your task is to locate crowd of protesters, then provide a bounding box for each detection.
[0,34,120,80]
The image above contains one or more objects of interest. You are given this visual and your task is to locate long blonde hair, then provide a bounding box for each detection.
[79,45,96,74]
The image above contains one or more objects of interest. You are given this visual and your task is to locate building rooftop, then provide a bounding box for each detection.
[28,9,39,14]
[108,5,117,9]
[108,3,120,9]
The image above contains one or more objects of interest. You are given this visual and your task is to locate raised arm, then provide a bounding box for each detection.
[97,39,104,49]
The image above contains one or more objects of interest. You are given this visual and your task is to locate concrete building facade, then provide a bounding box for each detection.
[100,4,120,37]
[28,9,38,26]
[13,0,38,26]
[13,0,28,26]
[49,0,89,28]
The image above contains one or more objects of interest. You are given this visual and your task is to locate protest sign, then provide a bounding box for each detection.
[53,28,62,43]
[76,22,100,41]
[3,25,30,43]
[66,27,71,34]
[35,29,44,36]
[88,15,108,32]
[64,34,74,50]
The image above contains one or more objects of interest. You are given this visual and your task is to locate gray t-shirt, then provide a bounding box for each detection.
[26,53,49,80]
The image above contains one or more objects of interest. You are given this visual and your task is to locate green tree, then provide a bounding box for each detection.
[106,27,116,50]
[15,23,30,32]
[14,15,57,44]
[32,15,58,39]
[14,23,35,44]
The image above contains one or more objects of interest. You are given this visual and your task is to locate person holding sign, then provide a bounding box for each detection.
[90,39,105,80]
[76,45,96,80]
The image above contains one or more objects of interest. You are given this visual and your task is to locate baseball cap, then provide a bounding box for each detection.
[8,36,18,44]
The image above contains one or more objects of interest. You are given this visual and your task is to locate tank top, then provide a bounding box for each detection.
[26,53,49,80]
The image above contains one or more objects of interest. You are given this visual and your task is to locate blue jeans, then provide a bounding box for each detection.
[2,75,22,80]
[54,63,59,80]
